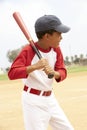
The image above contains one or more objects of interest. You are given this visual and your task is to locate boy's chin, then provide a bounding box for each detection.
[54,45,59,48]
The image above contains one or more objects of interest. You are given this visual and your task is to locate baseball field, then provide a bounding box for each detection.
[0,66,87,130]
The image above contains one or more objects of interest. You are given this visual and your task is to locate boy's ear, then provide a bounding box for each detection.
[44,33,50,40]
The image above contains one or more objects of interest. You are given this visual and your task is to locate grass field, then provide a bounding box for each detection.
[0,73,8,80]
[67,65,87,73]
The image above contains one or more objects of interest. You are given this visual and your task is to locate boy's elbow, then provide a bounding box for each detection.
[8,72,14,80]
[8,68,16,80]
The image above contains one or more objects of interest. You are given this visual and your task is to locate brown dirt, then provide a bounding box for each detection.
[0,72,87,130]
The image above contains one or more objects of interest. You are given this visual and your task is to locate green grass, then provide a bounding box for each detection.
[67,65,87,73]
[0,73,9,80]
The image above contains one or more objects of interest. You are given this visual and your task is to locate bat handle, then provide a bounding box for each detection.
[48,73,54,79]
[31,44,54,79]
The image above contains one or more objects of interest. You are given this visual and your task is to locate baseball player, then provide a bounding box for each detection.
[8,15,74,130]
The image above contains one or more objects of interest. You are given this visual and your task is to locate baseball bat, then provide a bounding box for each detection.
[13,12,54,79]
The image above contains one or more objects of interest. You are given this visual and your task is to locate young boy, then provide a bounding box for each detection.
[8,15,74,130]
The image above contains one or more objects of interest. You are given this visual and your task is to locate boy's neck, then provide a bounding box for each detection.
[37,40,50,50]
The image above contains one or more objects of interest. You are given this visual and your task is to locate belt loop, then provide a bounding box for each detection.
[27,87,31,93]
[24,85,31,93]
[39,90,44,96]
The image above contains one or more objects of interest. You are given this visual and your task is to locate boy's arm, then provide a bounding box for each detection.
[54,47,67,82]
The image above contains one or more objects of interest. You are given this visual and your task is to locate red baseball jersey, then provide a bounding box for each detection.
[8,42,67,91]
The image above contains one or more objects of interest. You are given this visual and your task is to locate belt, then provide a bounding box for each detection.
[23,85,52,96]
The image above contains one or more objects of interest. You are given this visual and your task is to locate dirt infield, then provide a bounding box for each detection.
[0,72,87,130]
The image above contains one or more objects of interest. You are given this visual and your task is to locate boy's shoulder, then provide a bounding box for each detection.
[22,42,37,51]
[53,46,61,52]
[21,43,35,53]
[22,44,32,50]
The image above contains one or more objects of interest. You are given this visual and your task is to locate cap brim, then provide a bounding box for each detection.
[55,24,70,33]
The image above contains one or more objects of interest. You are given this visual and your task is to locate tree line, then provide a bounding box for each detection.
[65,54,87,66]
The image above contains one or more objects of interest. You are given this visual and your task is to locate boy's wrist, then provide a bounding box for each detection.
[26,64,37,74]
[54,71,61,79]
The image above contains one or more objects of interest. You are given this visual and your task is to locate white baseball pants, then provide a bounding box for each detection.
[22,91,74,130]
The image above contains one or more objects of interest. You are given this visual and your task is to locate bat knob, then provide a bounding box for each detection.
[48,74,54,79]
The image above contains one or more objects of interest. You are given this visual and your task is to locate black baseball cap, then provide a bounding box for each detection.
[35,15,70,33]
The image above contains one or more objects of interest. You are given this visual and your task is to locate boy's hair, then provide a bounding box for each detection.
[36,29,57,39]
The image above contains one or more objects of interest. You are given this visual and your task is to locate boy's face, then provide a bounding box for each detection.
[48,32,62,48]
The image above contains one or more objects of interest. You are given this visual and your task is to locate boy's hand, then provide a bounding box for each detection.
[34,58,55,78]
[34,58,50,70]
[27,58,60,79]
[26,58,52,74]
